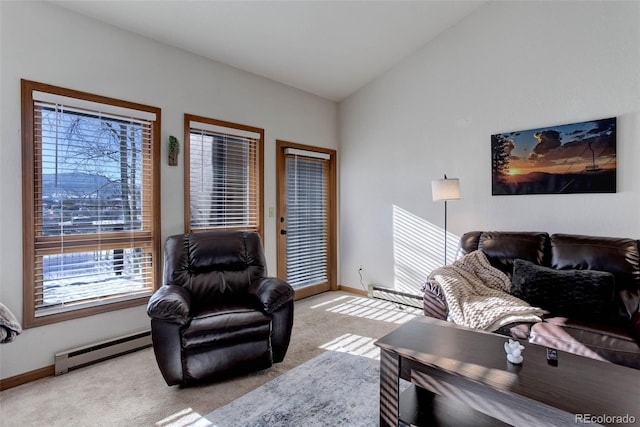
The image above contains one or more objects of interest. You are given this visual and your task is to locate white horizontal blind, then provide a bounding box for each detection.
[31,99,156,316]
[285,154,328,288]
[189,120,260,231]
[33,90,157,122]
[284,147,330,160]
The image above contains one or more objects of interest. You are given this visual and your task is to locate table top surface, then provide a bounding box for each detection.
[374,316,640,418]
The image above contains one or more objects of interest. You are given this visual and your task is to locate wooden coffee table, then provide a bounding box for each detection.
[374,316,640,427]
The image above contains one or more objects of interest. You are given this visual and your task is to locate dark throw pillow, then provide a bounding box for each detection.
[511,259,615,322]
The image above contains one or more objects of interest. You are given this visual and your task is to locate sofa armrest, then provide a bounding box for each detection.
[631,312,640,342]
[422,278,449,320]
[249,277,294,314]
[146,285,191,325]
[620,289,640,341]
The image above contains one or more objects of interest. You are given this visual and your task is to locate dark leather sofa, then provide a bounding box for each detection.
[147,230,295,385]
[423,231,640,369]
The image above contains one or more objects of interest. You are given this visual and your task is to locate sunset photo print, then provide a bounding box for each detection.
[491,117,616,195]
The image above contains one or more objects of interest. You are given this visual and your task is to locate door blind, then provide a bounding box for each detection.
[285,154,328,288]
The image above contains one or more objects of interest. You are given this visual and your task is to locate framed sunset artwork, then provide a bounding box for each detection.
[491,117,616,195]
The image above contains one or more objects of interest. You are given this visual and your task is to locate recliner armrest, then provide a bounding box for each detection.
[146,285,192,325]
[249,277,294,314]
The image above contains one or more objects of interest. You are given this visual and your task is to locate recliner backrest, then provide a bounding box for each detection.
[163,231,267,303]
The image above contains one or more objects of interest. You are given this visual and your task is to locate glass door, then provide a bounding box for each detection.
[276,141,336,299]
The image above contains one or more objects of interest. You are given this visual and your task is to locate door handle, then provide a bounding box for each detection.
[280,229,287,235]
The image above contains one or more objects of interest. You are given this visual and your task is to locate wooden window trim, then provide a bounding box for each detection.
[21,79,161,328]
[183,114,264,239]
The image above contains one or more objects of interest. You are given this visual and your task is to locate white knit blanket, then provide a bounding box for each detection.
[429,250,545,331]
[0,302,22,344]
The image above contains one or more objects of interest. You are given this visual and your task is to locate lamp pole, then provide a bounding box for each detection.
[431,174,460,266]
[443,197,448,265]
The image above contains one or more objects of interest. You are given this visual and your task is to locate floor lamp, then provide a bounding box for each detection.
[431,175,460,265]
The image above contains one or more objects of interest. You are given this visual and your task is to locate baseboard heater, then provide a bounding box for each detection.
[54,329,152,376]
[368,284,423,309]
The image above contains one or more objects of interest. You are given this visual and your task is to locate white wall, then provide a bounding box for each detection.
[0,1,337,379]
[339,1,640,295]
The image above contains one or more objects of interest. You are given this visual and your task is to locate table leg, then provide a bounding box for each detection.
[380,349,400,426]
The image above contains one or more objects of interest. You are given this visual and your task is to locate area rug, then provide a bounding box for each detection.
[205,350,387,426]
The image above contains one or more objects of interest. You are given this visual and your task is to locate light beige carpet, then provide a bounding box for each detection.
[205,351,387,426]
[1,291,420,426]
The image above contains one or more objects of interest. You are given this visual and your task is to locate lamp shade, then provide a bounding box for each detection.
[432,178,460,201]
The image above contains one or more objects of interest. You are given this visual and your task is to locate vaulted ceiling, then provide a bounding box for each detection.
[52,1,486,101]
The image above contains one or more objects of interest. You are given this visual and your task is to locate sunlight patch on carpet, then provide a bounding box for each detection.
[319,333,380,359]
[156,407,211,427]
[311,295,419,324]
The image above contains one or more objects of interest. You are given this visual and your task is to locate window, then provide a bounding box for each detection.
[184,114,263,235]
[21,80,161,327]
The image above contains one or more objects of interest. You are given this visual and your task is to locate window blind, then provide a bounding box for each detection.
[285,154,328,288]
[187,117,262,233]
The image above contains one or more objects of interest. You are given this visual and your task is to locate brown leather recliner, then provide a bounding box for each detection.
[147,230,294,386]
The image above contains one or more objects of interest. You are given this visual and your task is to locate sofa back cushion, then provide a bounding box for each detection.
[512,258,616,321]
[459,231,549,276]
[551,234,640,291]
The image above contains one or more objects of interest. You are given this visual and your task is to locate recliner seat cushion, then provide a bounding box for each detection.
[182,305,271,350]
